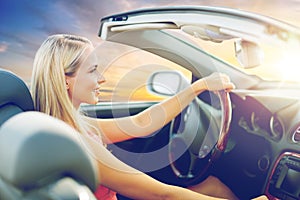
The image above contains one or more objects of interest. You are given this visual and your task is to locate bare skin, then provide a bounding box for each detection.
[66,45,268,200]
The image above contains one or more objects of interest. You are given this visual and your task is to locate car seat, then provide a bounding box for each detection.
[0,69,98,199]
[0,69,34,126]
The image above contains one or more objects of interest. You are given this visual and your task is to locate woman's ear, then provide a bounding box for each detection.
[65,77,70,90]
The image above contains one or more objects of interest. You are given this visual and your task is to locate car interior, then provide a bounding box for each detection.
[97,7,300,200]
[0,69,98,200]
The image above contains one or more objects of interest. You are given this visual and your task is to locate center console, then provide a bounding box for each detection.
[267,152,300,200]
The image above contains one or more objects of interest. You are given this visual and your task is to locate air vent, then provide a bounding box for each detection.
[292,126,300,143]
[269,116,283,141]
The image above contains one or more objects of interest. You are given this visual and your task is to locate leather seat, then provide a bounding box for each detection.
[0,112,98,199]
[0,69,98,199]
[0,69,34,126]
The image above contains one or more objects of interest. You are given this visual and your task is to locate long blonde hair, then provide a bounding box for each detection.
[31,34,92,133]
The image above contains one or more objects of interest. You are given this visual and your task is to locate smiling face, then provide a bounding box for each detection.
[66,46,105,109]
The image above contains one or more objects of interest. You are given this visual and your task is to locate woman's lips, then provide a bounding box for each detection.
[94,87,101,96]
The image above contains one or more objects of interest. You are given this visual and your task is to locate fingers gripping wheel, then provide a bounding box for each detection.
[168,90,232,185]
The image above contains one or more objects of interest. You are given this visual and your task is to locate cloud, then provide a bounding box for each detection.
[0,42,8,53]
[0,30,40,58]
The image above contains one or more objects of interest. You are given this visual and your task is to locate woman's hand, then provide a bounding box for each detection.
[193,72,235,93]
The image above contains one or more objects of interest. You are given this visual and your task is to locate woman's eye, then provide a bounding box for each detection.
[89,66,98,73]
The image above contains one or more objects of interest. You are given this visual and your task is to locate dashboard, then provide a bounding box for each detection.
[215,91,300,200]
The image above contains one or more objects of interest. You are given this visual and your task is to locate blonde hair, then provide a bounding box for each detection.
[31,34,92,133]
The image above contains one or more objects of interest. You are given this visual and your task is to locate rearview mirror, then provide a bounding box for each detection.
[147,71,190,96]
[234,39,264,68]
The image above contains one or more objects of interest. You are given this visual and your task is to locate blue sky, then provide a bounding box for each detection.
[1,0,300,82]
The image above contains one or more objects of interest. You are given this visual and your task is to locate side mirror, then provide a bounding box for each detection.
[234,39,264,68]
[147,71,190,96]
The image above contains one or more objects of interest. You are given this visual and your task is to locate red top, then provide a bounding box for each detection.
[94,185,117,200]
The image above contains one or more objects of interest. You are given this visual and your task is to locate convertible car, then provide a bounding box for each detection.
[1,5,300,200]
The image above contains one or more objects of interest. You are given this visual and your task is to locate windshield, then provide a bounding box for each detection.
[93,26,300,102]
[93,41,192,102]
[180,30,300,84]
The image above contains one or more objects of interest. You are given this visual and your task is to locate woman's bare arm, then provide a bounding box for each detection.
[81,133,233,200]
[85,72,235,144]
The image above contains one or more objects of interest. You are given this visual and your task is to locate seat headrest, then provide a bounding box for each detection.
[0,69,34,126]
[0,111,98,191]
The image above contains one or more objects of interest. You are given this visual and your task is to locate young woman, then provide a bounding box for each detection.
[31,34,267,200]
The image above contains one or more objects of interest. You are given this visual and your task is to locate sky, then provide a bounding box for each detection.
[1,0,300,83]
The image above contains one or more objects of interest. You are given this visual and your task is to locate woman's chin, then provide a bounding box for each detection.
[94,97,100,104]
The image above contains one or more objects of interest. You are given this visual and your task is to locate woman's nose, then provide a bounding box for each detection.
[97,73,106,84]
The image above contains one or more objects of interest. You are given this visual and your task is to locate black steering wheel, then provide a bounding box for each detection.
[168,90,232,186]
